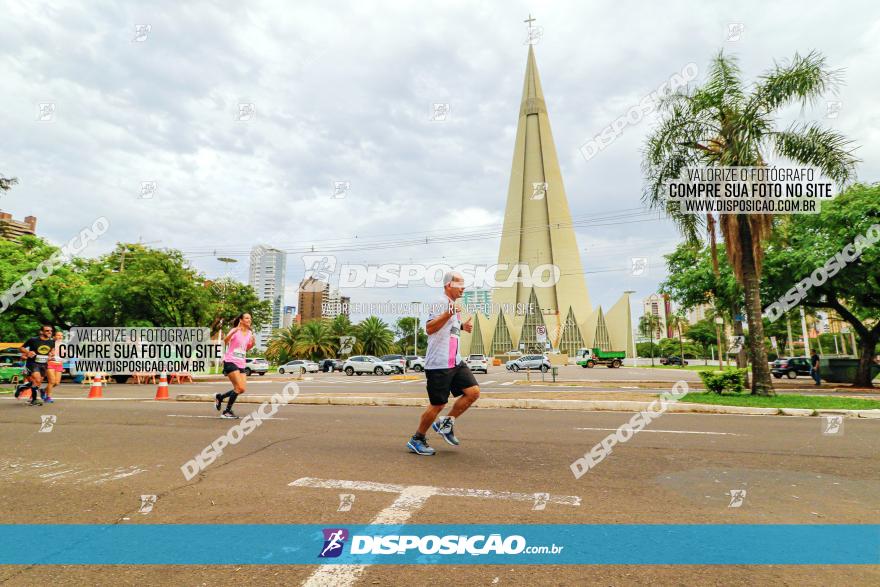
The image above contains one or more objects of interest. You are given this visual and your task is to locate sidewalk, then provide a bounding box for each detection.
[175,391,880,419]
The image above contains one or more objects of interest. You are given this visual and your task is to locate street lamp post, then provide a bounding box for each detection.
[411,301,421,358]
[624,290,636,367]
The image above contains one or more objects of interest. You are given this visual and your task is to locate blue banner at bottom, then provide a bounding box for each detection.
[0,525,877,565]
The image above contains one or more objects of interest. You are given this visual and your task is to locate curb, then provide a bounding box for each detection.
[174,394,880,418]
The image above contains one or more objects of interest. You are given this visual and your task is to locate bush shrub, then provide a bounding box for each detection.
[698,368,748,394]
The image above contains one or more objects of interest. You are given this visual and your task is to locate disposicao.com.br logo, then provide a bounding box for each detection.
[317,529,563,557]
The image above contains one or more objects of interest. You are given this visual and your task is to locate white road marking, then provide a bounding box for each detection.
[166,414,291,420]
[575,427,741,436]
[481,380,497,385]
[293,477,580,587]
[500,381,514,386]
[0,459,147,485]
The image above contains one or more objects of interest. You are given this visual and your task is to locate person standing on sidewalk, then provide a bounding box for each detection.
[406,272,479,456]
[810,350,821,386]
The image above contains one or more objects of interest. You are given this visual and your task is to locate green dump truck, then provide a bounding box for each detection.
[576,347,626,368]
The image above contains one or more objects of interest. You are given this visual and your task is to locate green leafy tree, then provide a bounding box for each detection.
[82,244,214,327]
[206,278,272,336]
[295,320,336,361]
[0,235,92,339]
[394,316,427,355]
[661,243,744,367]
[636,341,660,358]
[644,50,859,394]
[761,183,880,386]
[356,316,394,357]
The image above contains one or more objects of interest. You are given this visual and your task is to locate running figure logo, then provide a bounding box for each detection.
[39,415,57,433]
[319,528,349,558]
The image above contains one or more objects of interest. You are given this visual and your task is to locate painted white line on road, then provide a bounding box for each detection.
[481,380,497,385]
[293,477,580,587]
[0,397,149,401]
[167,414,291,420]
[500,382,514,386]
[575,427,741,436]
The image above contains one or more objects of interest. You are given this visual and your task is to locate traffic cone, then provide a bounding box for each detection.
[88,374,104,399]
[154,371,169,400]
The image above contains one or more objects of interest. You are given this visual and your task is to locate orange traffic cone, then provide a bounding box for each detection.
[88,374,104,398]
[154,371,169,400]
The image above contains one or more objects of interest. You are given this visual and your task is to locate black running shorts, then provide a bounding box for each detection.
[25,362,48,378]
[223,361,242,375]
[425,362,479,406]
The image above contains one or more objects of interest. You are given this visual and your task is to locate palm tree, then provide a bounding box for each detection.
[266,323,300,364]
[666,312,689,368]
[644,50,858,395]
[328,314,355,356]
[295,320,336,361]
[639,313,662,367]
[356,316,394,357]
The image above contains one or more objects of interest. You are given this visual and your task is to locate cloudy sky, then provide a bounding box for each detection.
[3,0,879,322]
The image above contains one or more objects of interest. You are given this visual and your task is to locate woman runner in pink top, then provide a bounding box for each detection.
[215,313,255,418]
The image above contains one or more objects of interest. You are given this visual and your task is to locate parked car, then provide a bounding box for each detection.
[660,355,689,366]
[278,360,319,374]
[342,355,400,376]
[505,354,551,372]
[380,354,407,373]
[404,355,425,371]
[318,359,344,372]
[466,354,489,373]
[771,357,812,379]
[244,357,269,376]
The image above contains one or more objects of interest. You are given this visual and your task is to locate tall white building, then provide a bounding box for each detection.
[641,293,672,340]
[461,288,492,316]
[249,245,286,347]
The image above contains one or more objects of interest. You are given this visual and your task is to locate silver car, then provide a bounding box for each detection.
[342,355,400,376]
[505,354,550,372]
[278,360,319,374]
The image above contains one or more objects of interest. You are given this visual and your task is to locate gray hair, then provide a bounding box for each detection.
[443,271,462,286]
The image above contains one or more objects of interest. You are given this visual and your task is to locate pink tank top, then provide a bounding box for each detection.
[223,328,253,368]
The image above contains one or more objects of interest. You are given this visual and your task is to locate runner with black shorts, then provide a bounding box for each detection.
[215,313,255,419]
[407,272,480,455]
[16,325,54,406]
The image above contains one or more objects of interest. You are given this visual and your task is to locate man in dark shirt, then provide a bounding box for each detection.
[16,325,54,406]
[810,351,821,386]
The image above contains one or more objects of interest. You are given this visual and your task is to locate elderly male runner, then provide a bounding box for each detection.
[407,272,480,455]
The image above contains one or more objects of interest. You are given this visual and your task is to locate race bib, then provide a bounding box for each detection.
[450,325,460,339]
[232,349,245,359]
[35,355,48,363]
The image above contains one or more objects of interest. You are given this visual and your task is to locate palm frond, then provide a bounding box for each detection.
[771,122,860,185]
[748,50,843,114]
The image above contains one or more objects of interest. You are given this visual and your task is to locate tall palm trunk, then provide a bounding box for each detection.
[738,217,773,395]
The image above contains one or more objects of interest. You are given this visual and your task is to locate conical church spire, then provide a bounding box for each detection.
[492,46,593,330]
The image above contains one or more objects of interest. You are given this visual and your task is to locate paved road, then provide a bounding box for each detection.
[1,391,877,585]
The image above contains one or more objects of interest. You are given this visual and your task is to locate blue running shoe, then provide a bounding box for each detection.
[45,397,54,404]
[432,417,459,446]
[407,436,435,456]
